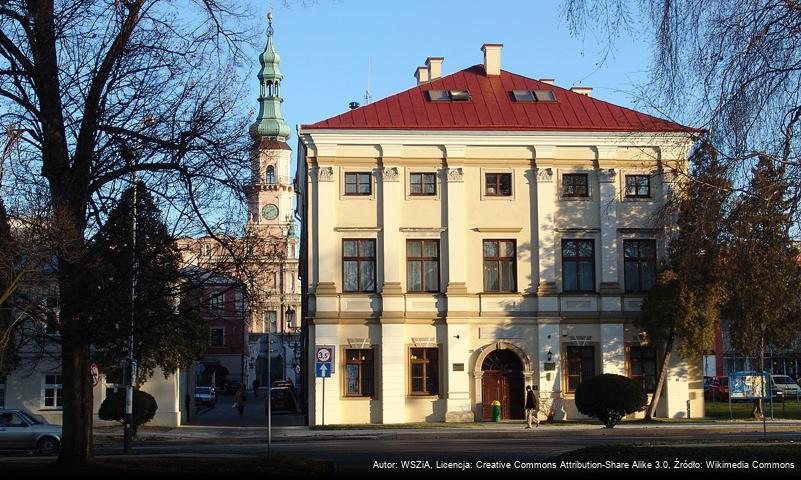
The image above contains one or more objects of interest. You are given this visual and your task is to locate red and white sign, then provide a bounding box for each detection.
[89,363,100,387]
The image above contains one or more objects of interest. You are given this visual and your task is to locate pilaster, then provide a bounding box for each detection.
[598,168,621,294]
[380,163,404,316]
[444,322,473,422]
[535,161,558,303]
[601,323,625,374]
[315,165,337,292]
[380,322,406,423]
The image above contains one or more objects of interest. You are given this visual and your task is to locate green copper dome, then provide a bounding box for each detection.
[255,19,290,140]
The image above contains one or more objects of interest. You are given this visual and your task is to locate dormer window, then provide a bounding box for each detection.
[428,90,472,102]
[266,166,275,185]
[511,89,556,102]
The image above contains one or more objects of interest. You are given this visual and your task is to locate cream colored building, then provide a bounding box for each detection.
[297,44,703,425]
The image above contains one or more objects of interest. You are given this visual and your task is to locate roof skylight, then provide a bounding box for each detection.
[428,89,472,102]
[511,89,557,103]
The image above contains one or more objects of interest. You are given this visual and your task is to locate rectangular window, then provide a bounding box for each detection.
[410,173,436,196]
[406,240,440,292]
[563,173,589,197]
[209,292,225,310]
[345,172,372,195]
[566,346,595,392]
[42,375,63,409]
[562,239,595,292]
[210,328,225,347]
[410,348,439,395]
[343,239,376,292]
[625,175,651,198]
[484,173,512,196]
[629,346,657,393]
[483,240,516,292]
[0,377,5,408]
[345,349,374,397]
[624,240,657,293]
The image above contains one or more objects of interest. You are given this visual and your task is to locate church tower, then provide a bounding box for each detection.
[245,13,302,390]
[248,12,297,262]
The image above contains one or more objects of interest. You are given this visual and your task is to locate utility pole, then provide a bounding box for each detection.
[267,309,272,457]
[124,171,137,454]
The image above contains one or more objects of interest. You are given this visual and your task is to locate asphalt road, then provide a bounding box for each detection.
[3,429,800,476]
[190,393,304,427]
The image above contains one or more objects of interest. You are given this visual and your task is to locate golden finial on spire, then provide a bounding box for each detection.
[266,6,274,37]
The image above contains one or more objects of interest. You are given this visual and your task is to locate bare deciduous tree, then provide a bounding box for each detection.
[0,1,266,463]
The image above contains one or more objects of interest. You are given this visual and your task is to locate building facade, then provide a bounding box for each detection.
[297,44,703,425]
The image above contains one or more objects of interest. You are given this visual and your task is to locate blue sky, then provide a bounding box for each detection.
[246,0,654,142]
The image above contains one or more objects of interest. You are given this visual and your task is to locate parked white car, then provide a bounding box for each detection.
[0,409,61,454]
[772,375,801,398]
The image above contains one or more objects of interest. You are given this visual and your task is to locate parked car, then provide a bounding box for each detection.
[705,376,729,401]
[266,386,297,413]
[0,409,61,454]
[772,375,801,399]
[193,386,217,407]
[271,379,296,395]
[221,379,243,395]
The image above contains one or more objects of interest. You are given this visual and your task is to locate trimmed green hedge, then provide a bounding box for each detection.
[98,389,158,428]
[575,374,647,428]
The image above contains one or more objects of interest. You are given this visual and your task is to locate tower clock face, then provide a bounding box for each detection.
[262,203,279,220]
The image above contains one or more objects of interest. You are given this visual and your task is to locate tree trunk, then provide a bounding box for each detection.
[752,337,766,420]
[58,336,93,464]
[57,242,94,464]
[646,330,675,420]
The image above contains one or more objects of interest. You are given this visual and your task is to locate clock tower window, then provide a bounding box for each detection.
[266,165,275,185]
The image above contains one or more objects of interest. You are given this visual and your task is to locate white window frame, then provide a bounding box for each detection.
[480,167,516,201]
[41,375,63,410]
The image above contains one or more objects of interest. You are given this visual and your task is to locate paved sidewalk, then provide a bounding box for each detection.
[94,419,801,445]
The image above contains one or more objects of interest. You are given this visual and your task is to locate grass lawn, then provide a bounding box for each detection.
[704,399,801,420]
[0,455,333,478]
[554,443,801,468]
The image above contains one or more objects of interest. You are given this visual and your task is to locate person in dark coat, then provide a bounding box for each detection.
[525,385,540,428]
[235,385,247,416]
[252,379,260,398]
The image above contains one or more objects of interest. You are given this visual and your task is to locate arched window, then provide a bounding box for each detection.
[265,166,275,184]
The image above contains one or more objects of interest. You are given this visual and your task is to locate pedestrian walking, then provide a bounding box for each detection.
[235,384,247,416]
[252,378,260,398]
[525,385,539,428]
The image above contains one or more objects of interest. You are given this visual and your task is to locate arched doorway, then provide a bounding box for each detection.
[481,349,524,420]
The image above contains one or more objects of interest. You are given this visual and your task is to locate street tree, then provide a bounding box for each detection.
[0,1,265,463]
[638,143,730,418]
[86,182,208,383]
[723,156,801,418]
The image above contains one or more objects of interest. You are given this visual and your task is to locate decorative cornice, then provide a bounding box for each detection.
[333,227,382,232]
[399,227,447,233]
[472,227,523,233]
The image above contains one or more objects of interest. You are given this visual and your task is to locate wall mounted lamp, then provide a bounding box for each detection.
[547,349,553,362]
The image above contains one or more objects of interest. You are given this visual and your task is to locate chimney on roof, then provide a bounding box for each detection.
[415,66,430,85]
[481,44,503,76]
[570,86,593,97]
[539,78,555,85]
[426,57,444,81]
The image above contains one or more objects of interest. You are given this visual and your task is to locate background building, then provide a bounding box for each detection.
[297,44,702,424]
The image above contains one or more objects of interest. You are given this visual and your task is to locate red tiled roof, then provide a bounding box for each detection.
[301,65,695,133]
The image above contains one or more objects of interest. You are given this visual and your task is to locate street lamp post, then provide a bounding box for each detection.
[124,171,137,455]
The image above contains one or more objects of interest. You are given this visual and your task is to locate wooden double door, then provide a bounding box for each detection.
[482,371,524,420]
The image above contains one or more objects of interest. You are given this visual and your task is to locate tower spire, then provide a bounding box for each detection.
[255,11,290,140]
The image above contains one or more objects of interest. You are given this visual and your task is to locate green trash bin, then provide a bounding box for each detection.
[491,400,501,422]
